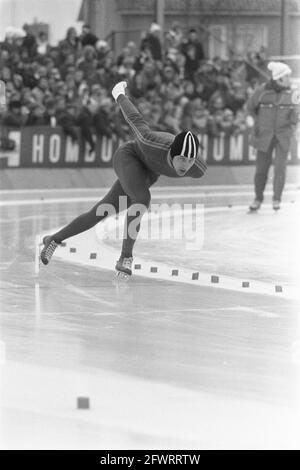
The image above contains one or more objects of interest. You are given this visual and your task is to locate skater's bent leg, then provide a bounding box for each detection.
[52,180,128,243]
[113,143,157,259]
[120,189,151,259]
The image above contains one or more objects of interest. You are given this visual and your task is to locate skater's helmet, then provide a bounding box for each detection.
[170,131,199,160]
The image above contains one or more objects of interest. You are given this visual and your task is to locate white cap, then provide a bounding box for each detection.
[267,61,292,81]
[96,39,108,50]
[150,23,161,33]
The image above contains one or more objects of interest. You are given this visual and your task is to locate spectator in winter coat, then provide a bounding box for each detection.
[247,61,300,211]
[183,44,200,81]
[79,24,98,48]
[22,24,37,58]
[77,100,96,153]
[181,28,204,71]
[141,23,162,62]
[58,27,80,62]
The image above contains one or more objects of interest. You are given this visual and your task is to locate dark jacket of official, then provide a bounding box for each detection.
[246,80,299,152]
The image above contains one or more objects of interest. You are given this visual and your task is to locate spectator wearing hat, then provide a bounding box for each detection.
[141,23,162,62]
[247,61,300,211]
[95,40,110,64]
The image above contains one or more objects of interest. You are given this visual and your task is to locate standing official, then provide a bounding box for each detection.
[247,61,299,211]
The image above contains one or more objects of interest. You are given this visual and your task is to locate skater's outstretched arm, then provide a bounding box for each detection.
[112,81,150,135]
[111,81,170,151]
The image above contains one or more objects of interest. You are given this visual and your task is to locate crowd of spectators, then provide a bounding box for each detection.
[0,21,269,151]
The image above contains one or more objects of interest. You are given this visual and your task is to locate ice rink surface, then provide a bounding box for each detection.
[0,184,299,449]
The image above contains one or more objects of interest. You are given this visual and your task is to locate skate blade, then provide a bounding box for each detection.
[114,270,130,281]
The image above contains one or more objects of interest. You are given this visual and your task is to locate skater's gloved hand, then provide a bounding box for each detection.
[112,81,127,101]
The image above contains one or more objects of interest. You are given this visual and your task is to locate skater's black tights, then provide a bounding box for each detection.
[52,179,151,259]
[53,142,157,258]
[52,180,128,243]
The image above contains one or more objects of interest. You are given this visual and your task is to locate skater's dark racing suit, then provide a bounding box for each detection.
[48,95,207,268]
[115,94,207,180]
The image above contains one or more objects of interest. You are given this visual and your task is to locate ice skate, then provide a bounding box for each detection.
[115,256,133,280]
[249,199,262,212]
[40,235,61,265]
[273,200,281,211]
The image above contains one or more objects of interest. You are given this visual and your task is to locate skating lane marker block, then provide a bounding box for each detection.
[242,281,250,288]
[77,397,90,409]
[90,253,97,259]
[172,269,179,276]
[70,247,76,253]
[211,275,219,283]
[275,285,283,293]
[192,272,199,280]
[134,264,141,270]
[150,267,158,273]
[61,242,66,247]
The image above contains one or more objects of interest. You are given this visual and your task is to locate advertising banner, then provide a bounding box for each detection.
[0,126,299,168]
